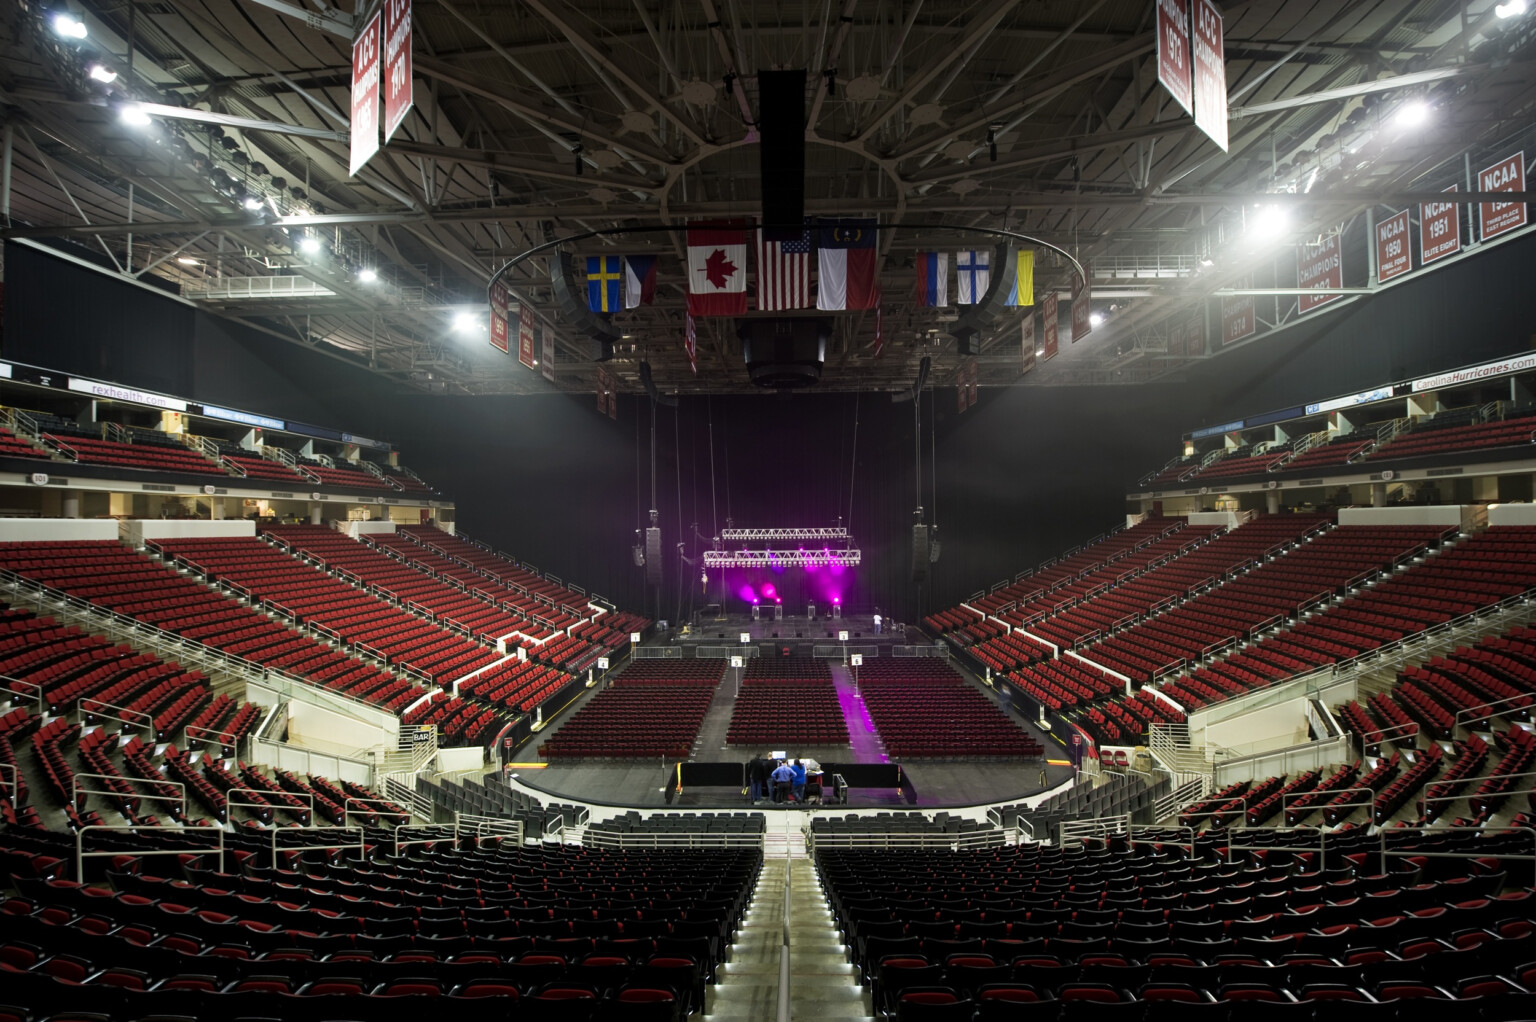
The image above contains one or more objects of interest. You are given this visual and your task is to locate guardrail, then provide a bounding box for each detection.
[805,828,1005,851]
[227,787,311,828]
[392,822,461,856]
[454,811,530,842]
[5,676,44,715]
[77,696,154,734]
[584,830,767,850]
[76,824,224,882]
[1127,823,1198,853]
[1058,814,1130,847]
[0,762,14,804]
[271,825,364,867]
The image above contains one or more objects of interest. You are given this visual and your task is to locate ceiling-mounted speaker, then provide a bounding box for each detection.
[739,317,829,388]
[638,361,678,407]
[757,69,807,238]
[549,251,623,361]
[892,355,931,403]
[910,523,930,582]
[644,526,663,586]
[953,243,1018,355]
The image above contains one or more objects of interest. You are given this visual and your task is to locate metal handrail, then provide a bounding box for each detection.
[1453,691,1534,728]
[1378,824,1536,864]
[227,787,313,828]
[1222,824,1328,864]
[4,676,45,715]
[72,772,186,815]
[77,696,154,733]
[76,823,225,882]
[1127,823,1199,854]
[0,762,16,803]
[392,822,461,856]
[271,824,365,866]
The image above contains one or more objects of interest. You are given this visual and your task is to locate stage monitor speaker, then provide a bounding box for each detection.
[757,70,807,236]
[549,251,624,361]
[952,244,1018,353]
[645,526,663,586]
[911,523,930,582]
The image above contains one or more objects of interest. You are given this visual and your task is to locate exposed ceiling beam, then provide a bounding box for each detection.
[240,0,355,39]
[1230,63,1489,118]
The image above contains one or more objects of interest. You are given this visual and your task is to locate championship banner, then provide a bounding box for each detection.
[1183,313,1206,357]
[1021,313,1036,375]
[1168,320,1184,358]
[348,11,382,176]
[967,360,979,407]
[517,299,536,369]
[488,283,509,353]
[1222,275,1255,345]
[1070,265,1091,342]
[540,325,555,383]
[1421,185,1461,265]
[1156,0,1193,115]
[1478,151,1527,241]
[1376,209,1411,283]
[957,371,969,413]
[1041,292,1059,360]
[1191,0,1228,152]
[595,368,608,416]
[381,0,413,141]
[1297,233,1342,314]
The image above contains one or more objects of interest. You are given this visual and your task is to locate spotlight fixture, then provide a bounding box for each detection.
[1199,257,1215,268]
[1496,0,1526,17]
[1089,312,1104,327]
[175,256,199,265]
[452,312,478,332]
[241,194,263,211]
[52,11,87,39]
[1395,100,1430,128]
[298,236,321,255]
[88,63,116,83]
[119,102,151,127]
[1249,204,1290,239]
[357,268,378,283]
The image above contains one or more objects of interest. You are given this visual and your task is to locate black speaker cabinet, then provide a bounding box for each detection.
[644,526,663,586]
[549,251,623,361]
[911,523,930,582]
[757,70,806,236]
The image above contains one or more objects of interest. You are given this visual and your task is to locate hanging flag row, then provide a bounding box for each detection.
[913,251,1034,307]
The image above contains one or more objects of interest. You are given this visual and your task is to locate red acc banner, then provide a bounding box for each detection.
[348,11,382,176]
[488,283,509,353]
[1156,0,1193,115]
[1297,233,1342,314]
[1420,185,1461,264]
[1041,293,1059,360]
[1478,152,1527,241]
[381,0,413,141]
[1376,209,1411,283]
[1191,0,1228,152]
[1222,275,1255,345]
[517,299,536,369]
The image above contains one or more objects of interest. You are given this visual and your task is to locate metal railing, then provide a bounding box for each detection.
[695,645,759,659]
[227,787,312,827]
[77,696,154,734]
[77,824,224,882]
[454,811,529,842]
[271,825,365,866]
[584,829,767,850]
[392,822,460,856]
[382,774,433,822]
[1379,825,1536,866]
[892,644,948,657]
[4,676,45,715]
[1058,814,1130,847]
[805,828,1005,851]
[72,772,186,816]
[1127,824,1198,853]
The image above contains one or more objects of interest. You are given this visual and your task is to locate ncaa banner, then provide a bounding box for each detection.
[488,283,509,353]
[517,300,536,369]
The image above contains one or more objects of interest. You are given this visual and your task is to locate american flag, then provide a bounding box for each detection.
[756,227,811,310]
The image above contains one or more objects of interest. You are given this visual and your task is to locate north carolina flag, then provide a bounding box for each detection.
[1005,250,1034,307]
[956,250,990,304]
[914,252,948,307]
[585,256,623,313]
[623,255,657,309]
[816,217,879,310]
[687,223,748,316]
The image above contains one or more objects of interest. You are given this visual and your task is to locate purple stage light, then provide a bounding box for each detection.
[737,584,758,603]
[761,583,777,599]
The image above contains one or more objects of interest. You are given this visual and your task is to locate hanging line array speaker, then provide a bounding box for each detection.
[953,243,1019,356]
[757,69,807,238]
[645,525,664,586]
[549,250,623,361]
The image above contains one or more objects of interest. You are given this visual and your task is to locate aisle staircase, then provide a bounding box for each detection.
[708,858,873,1021]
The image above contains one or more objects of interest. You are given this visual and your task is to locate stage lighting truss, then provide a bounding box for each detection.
[719,527,850,542]
[703,547,861,569]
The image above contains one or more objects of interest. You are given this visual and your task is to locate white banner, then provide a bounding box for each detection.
[349,12,382,176]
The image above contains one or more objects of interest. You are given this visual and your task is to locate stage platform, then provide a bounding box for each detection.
[506,636,1080,810]
[657,612,909,654]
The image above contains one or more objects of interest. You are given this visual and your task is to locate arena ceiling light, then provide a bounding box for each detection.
[1395,100,1431,128]
[51,11,87,38]
[88,64,117,83]
[1497,0,1526,17]
[119,103,151,127]
[703,548,862,569]
[298,236,322,255]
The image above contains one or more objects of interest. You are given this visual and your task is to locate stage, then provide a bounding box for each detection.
[503,633,1080,810]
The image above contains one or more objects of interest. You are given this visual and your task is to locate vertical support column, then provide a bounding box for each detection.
[0,122,12,227]
[1266,489,1280,515]
[61,491,81,519]
[1371,482,1387,508]
[310,504,323,525]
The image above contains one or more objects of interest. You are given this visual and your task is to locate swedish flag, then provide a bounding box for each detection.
[586,255,624,313]
[1005,250,1035,307]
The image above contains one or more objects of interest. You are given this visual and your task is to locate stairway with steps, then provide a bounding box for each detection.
[708,857,874,1022]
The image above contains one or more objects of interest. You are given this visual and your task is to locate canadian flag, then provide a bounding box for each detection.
[687,222,749,316]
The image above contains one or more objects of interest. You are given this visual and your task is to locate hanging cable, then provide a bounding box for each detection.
[930,386,938,529]
[846,392,860,530]
[722,402,733,526]
[708,398,719,542]
[674,404,685,623]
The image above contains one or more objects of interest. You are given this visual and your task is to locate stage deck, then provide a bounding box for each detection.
[508,623,1077,809]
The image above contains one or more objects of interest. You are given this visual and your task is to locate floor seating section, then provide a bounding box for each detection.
[0,824,759,1022]
[0,539,450,728]
[538,660,723,759]
[153,533,502,686]
[726,657,849,747]
[1364,407,1536,463]
[1159,526,1536,711]
[819,829,1536,1019]
[855,660,1043,758]
[587,811,766,843]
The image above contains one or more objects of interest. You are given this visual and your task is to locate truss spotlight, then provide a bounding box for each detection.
[452,312,478,332]
[1089,313,1104,327]
[1496,0,1526,17]
[88,64,116,83]
[1249,204,1289,240]
[358,268,378,283]
[119,102,151,127]
[52,11,87,39]
[241,194,263,211]
[1395,100,1430,128]
[298,236,321,256]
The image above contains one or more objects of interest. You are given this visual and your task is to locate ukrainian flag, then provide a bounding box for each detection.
[1005,250,1034,307]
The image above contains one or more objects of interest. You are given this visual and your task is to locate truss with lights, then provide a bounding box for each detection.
[703,548,861,569]
[719,527,850,542]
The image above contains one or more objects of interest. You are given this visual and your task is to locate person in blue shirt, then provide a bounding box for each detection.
[770,760,795,803]
[791,759,807,802]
